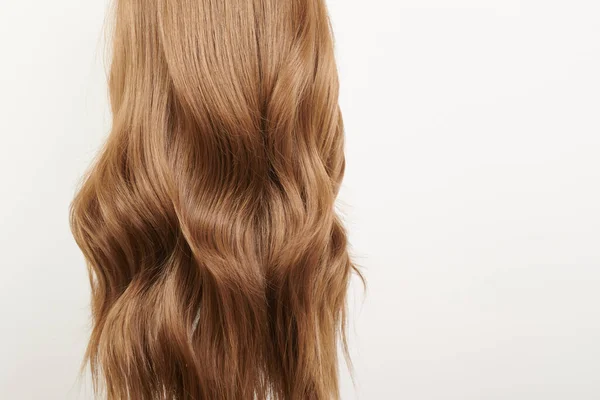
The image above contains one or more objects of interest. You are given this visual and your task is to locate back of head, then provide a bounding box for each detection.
[71,0,359,398]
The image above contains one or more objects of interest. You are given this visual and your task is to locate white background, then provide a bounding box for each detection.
[1,0,599,399]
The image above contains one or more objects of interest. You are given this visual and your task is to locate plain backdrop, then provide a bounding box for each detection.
[1,0,599,399]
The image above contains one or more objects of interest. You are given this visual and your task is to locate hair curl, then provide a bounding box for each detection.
[70,0,361,398]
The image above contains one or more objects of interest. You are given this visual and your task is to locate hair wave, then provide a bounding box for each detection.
[70,0,361,398]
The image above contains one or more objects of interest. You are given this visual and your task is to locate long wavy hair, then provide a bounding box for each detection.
[70,0,361,398]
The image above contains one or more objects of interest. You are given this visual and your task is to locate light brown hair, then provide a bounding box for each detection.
[70,0,361,398]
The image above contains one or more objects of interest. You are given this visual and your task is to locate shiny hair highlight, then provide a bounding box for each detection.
[70,0,361,398]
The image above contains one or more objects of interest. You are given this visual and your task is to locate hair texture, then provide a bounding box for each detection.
[70,0,361,398]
